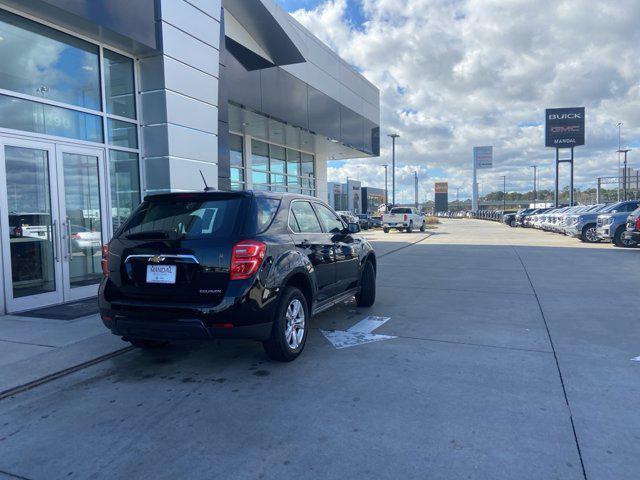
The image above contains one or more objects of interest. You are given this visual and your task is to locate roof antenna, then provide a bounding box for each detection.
[200,170,215,191]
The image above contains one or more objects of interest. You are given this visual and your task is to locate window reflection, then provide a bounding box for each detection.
[109,150,141,231]
[104,49,136,119]
[107,118,138,149]
[0,9,100,110]
[0,94,103,142]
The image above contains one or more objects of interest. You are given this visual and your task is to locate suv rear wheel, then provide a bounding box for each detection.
[420,221,426,232]
[356,261,376,307]
[614,226,637,247]
[406,221,413,233]
[581,224,599,243]
[263,287,308,362]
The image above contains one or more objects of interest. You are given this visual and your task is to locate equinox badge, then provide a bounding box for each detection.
[148,255,166,264]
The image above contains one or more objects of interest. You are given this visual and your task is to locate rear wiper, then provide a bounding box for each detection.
[124,231,170,240]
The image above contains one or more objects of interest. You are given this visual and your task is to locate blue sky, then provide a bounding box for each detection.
[279,0,366,27]
[281,0,640,200]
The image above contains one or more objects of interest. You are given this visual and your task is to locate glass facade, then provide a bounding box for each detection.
[229,133,245,191]
[0,9,101,110]
[0,9,141,236]
[250,139,315,195]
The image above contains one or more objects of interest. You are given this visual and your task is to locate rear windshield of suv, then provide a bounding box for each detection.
[390,208,411,214]
[118,197,242,240]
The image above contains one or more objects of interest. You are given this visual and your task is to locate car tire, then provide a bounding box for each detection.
[128,338,168,349]
[581,224,599,243]
[383,228,389,233]
[406,222,413,233]
[614,226,636,248]
[356,261,376,308]
[263,286,308,362]
[420,221,426,232]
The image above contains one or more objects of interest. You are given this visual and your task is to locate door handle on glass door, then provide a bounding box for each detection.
[52,220,59,262]
[66,219,72,261]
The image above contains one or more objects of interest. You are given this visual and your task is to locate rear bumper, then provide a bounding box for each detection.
[105,317,272,341]
[99,279,278,342]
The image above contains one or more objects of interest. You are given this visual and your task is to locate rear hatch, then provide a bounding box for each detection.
[107,192,249,305]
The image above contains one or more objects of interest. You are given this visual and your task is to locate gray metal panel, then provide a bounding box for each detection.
[163,56,219,106]
[141,90,218,134]
[184,0,221,20]
[0,0,158,53]
[159,0,220,48]
[160,22,220,77]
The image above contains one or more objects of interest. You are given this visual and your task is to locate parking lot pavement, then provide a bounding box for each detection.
[1,219,638,480]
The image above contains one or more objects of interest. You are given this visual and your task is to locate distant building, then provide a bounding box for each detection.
[361,187,386,214]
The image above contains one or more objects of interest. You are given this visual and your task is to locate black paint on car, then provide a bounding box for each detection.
[99,191,376,361]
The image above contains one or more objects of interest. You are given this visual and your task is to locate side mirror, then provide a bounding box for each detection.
[348,222,360,233]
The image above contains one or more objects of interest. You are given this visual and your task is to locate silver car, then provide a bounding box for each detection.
[596,201,640,247]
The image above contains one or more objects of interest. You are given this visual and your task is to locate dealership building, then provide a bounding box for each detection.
[0,0,380,314]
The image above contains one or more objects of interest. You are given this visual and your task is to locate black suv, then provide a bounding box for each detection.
[99,191,377,361]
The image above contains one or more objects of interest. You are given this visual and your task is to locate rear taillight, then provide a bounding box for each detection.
[636,217,640,231]
[230,240,266,280]
[404,214,408,221]
[14,226,22,237]
[101,244,109,278]
[71,233,81,240]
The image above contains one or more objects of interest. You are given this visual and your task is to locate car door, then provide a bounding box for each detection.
[288,200,336,302]
[314,202,360,295]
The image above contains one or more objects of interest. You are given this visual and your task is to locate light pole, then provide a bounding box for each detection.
[414,171,418,209]
[617,148,631,200]
[382,164,388,206]
[456,187,460,211]
[501,176,506,212]
[529,165,537,207]
[388,133,400,206]
[617,122,622,201]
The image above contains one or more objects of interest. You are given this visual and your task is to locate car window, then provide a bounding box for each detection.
[247,197,280,234]
[119,197,241,239]
[626,203,639,212]
[289,201,322,233]
[315,203,345,234]
[390,208,411,214]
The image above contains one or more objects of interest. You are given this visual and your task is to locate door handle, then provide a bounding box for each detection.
[65,218,72,261]
[298,239,311,248]
[52,220,59,262]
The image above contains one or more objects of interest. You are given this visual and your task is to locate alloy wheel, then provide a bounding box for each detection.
[284,299,305,350]
[585,227,598,242]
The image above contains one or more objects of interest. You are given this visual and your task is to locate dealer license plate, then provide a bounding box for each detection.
[146,264,176,284]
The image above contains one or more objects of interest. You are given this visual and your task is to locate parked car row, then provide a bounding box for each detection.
[435,210,504,221]
[505,201,640,247]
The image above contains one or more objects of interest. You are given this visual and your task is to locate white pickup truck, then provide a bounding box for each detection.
[382,207,425,233]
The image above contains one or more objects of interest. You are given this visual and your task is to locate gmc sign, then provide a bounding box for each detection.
[545,107,585,148]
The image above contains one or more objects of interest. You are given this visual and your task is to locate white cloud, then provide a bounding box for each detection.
[290,0,640,200]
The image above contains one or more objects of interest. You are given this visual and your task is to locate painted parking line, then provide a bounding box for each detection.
[321,316,396,349]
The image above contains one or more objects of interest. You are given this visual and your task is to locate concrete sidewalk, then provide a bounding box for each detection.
[0,312,126,395]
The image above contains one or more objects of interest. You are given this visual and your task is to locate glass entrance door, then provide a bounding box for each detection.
[56,146,107,302]
[0,139,63,311]
[0,137,107,312]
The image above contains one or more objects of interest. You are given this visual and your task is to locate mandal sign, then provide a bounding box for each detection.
[473,146,493,169]
[545,107,585,148]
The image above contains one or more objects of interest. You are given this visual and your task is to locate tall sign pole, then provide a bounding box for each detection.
[414,171,418,208]
[472,146,493,211]
[388,134,400,206]
[545,107,585,207]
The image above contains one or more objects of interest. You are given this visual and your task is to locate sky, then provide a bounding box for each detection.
[278,0,640,202]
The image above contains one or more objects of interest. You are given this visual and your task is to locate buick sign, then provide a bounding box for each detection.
[545,107,585,148]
